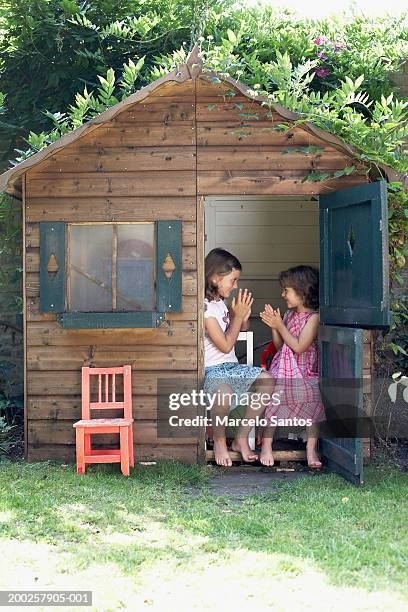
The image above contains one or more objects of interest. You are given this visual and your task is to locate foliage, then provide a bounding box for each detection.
[388,188,408,275]
[0,416,16,455]
[0,96,22,312]
[386,191,408,371]
[13,58,146,163]
[387,295,408,370]
[0,195,22,311]
[390,368,408,398]
[0,0,224,163]
[201,5,408,100]
[0,358,23,427]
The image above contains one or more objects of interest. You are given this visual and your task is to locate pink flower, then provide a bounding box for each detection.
[313,36,327,46]
[316,67,331,78]
[333,42,347,50]
[317,51,329,60]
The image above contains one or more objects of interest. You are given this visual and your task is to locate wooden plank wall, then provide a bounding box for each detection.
[24,79,199,463]
[195,76,368,196]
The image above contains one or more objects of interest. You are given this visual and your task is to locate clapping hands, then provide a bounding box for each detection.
[260,303,283,330]
[231,288,253,322]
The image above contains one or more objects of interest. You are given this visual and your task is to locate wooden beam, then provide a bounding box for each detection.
[23,175,28,461]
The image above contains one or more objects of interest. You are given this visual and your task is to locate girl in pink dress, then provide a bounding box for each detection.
[259,265,325,468]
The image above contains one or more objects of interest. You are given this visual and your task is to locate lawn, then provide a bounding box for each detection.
[0,460,407,611]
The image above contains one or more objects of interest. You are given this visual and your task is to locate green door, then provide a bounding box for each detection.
[319,325,364,485]
[319,181,390,484]
[320,181,389,328]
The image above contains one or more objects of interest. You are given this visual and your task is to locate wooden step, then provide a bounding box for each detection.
[206,449,306,462]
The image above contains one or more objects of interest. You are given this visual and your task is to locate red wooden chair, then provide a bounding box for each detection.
[73,365,134,476]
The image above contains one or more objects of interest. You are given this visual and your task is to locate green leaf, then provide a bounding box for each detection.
[283,146,325,155]
[302,170,331,183]
[355,74,364,89]
[227,29,237,44]
[106,68,115,87]
[238,112,259,119]
[343,166,356,175]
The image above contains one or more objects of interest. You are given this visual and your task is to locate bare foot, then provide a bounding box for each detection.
[260,445,274,467]
[307,445,322,469]
[213,438,232,467]
[231,438,258,462]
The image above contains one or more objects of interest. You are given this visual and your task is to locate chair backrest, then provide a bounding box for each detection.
[81,366,132,420]
[237,331,254,366]
[236,332,255,450]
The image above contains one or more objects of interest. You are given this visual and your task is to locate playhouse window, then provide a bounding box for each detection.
[39,219,182,328]
[68,223,155,312]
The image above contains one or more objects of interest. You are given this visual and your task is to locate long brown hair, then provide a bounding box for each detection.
[278,265,319,310]
[205,248,242,301]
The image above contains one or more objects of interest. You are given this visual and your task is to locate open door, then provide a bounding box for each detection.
[320,180,389,328]
[319,181,390,484]
[319,325,364,484]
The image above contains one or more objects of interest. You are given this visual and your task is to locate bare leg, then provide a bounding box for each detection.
[231,372,275,462]
[212,383,234,467]
[260,425,276,466]
[306,423,322,468]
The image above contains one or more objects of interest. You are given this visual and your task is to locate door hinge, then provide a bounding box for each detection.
[379,219,383,232]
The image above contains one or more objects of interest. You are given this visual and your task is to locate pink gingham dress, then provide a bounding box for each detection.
[265,310,325,423]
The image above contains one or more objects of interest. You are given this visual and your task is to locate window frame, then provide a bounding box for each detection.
[66,221,156,315]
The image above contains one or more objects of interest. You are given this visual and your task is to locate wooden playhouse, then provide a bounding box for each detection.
[0,46,404,483]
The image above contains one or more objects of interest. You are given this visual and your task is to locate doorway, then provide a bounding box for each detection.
[203,195,320,456]
[204,195,320,365]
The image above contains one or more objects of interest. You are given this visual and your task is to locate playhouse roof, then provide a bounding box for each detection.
[0,44,405,199]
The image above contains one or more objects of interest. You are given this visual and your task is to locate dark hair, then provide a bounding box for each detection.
[278,265,319,310]
[205,248,242,300]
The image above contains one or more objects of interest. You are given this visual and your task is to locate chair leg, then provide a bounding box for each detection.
[128,426,134,468]
[76,427,86,475]
[120,427,130,476]
[84,431,91,458]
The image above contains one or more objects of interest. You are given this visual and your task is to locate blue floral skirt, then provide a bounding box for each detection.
[203,362,263,410]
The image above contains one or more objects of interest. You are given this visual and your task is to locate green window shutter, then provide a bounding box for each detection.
[156,220,182,312]
[40,222,66,313]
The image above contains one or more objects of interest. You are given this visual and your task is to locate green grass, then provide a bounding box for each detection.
[0,460,407,611]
